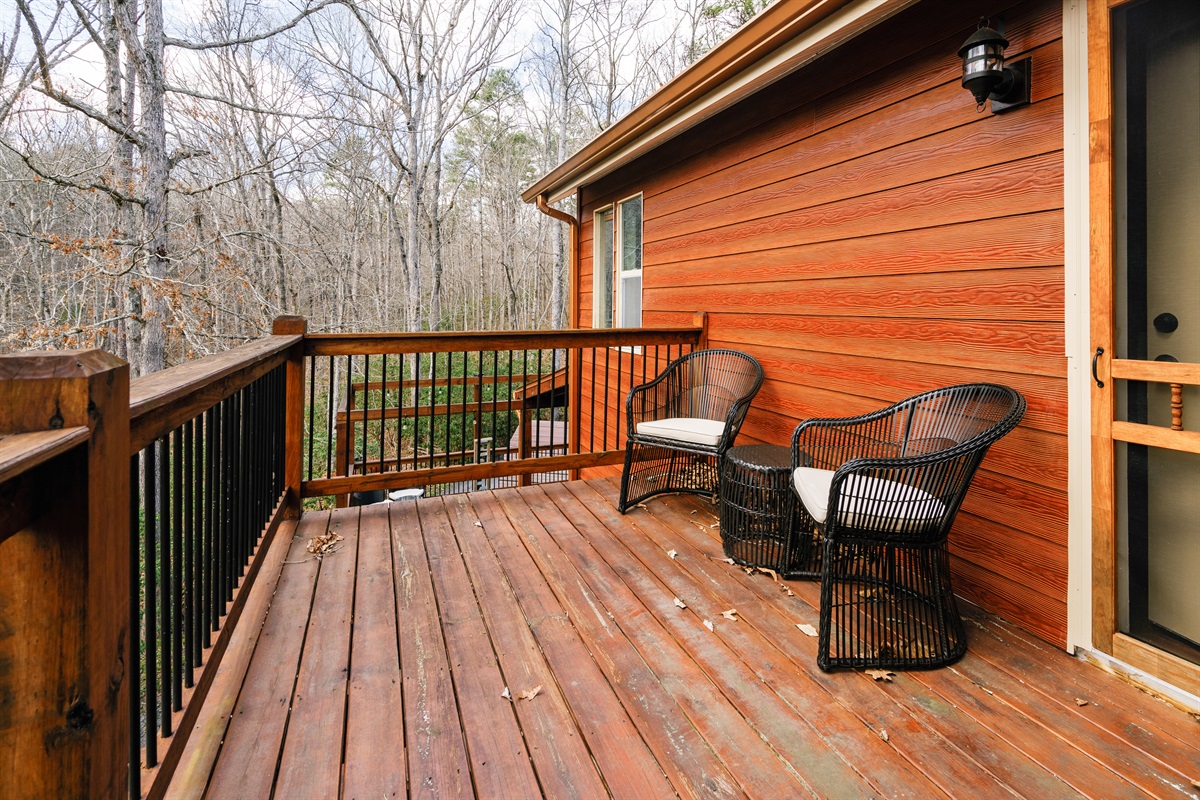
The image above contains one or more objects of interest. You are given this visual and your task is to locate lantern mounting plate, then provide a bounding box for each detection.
[989,57,1031,114]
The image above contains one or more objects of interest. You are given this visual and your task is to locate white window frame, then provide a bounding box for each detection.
[593,193,643,330]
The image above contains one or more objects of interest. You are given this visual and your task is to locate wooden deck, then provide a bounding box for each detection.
[171,478,1200,799]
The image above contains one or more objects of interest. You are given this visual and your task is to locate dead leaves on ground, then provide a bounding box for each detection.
[721,609,739,621]
[673,597,687,610]
[500,685,542,702]
[866,669,895,682]
[797,623,818,637]
[306,531,343,556]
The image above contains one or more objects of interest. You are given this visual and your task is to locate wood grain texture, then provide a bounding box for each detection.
[158,481,1200,797]
[342,504,406,800]
[575,0,1071,647]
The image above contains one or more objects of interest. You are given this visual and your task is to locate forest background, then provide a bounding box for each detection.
[1,0,767,376]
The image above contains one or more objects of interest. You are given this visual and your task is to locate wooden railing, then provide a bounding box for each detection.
[301,325,706,504]
[0,316,704,798]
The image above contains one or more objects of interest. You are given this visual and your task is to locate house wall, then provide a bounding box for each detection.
[576,0,1069,646]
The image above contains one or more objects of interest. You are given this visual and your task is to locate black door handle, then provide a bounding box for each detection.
[1092,347,1104,388]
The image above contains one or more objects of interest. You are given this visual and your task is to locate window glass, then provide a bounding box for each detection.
[620,196,642,272]
[620,274,642,327]
[595,208,614,328]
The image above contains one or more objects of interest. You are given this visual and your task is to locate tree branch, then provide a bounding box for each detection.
[164,0,342,51]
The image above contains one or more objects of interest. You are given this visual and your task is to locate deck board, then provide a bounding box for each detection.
[186,478,1200,799]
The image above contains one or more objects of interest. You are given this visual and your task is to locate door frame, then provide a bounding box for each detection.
[1087,0,1200,697]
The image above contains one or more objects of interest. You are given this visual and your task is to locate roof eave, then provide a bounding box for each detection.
[522,0,917,205]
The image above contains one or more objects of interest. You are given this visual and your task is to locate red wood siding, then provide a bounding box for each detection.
[576,0,1069,646]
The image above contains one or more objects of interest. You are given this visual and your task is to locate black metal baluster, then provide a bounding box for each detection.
[171,424,184,700]
[128,455,143,795]
[221,394,233,604]
[190,415,202,668]
[379,354,389,473]
[204,405,216,643]
[158,436,173,737]
[535,349,544,460]
[142,443,158,765]
[326,356,335,481]
[361,354,371,482]
[603,346,611,451]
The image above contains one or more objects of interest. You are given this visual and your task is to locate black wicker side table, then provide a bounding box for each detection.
[719,444,820,578]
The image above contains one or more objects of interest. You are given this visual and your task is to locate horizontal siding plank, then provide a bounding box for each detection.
[711,315,1066,376]
[950,557,1067,647]
[648,88,1063,243]
[645,153,1064,265]
[650,212,1064,287]
[648,266,1064,323]
[588,0,1064,211]
[739,342,1067,433]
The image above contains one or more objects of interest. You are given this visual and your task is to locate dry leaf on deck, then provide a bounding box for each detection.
[473,521,483,527]
[1075,698,1089,707]
[306,531,343,555]
[878,729,890,742]
[517,685,542,701]
[703,619,714,632]
[674,597,687,610]
[797,623,817,636]
[866,670,895,682]
[723,557,735,565]
[756,566,780,582]
[667,549,677,559]
[500,687,512,700]
[721,609,738,621]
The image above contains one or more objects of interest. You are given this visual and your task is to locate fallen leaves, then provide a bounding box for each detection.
[1075,698,1089,707]
[306,531,343,556]
[501,685,542,702]
[673,597,687,610]
[473,521,483,527]
[797,623,817,637]
[500,687,511,700]
[878,729,890,742]
[703,620,714,632]
[721,609,739,621]
[667,549,677,559]
[866,670,895,682]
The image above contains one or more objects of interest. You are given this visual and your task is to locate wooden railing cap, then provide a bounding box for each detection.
[0,349,128,435]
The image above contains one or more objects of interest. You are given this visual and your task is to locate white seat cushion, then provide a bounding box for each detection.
[635,417,726,447]
[793,467,946,532]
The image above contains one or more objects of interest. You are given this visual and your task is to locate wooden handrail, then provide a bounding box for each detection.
[304,326,702,355]
[130,334,300,453]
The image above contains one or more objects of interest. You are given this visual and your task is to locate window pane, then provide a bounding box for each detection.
[620,274,641,327]
[620,196,642,272]
[595,209,614,328]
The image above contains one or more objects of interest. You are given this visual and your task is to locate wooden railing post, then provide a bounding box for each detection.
[273,316,307,519]
[692,312,709,350]
[0,350,130,800]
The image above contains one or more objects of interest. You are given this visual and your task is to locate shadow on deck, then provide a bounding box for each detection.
[171,477,1200,799]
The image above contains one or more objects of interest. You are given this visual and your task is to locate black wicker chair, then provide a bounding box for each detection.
[618,349,763,513]
[789,384,1025,671]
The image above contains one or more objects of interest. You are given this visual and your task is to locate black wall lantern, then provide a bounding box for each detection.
[958,20,1031,113]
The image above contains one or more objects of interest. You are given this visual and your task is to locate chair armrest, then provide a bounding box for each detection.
[626,366,684,434]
